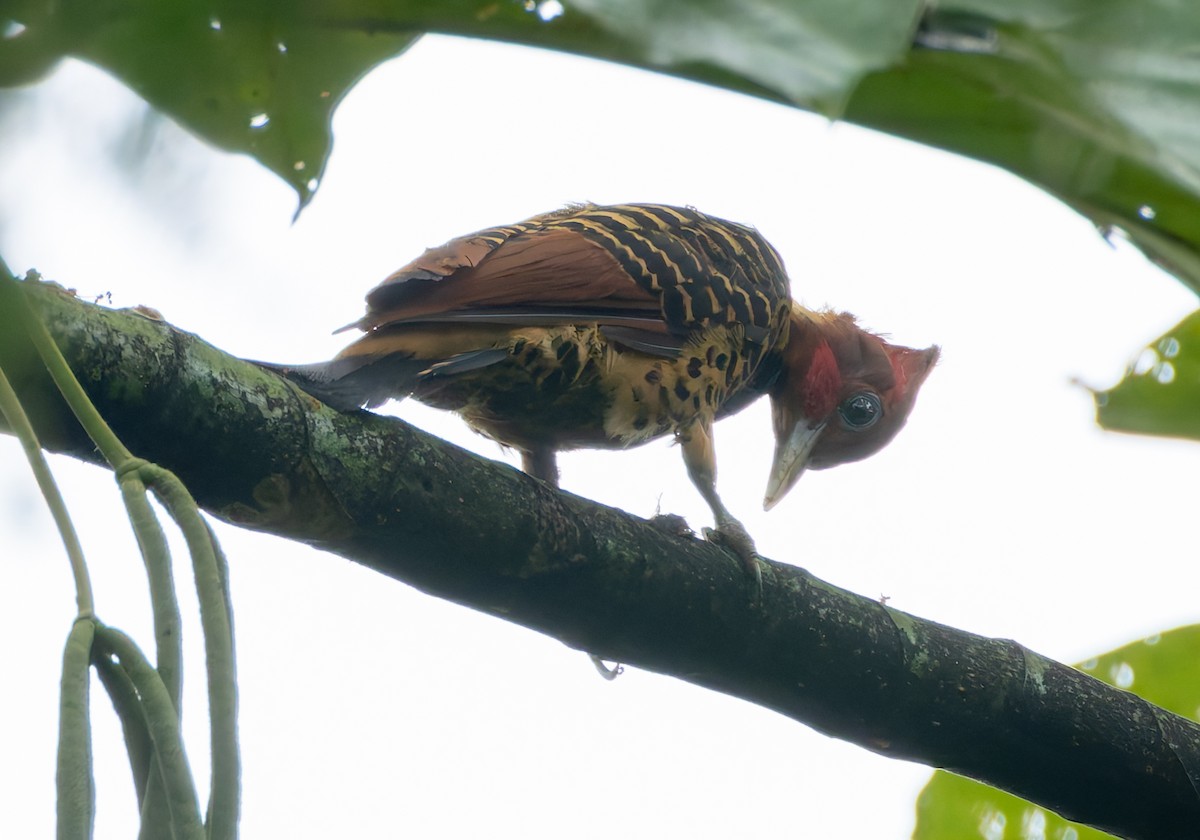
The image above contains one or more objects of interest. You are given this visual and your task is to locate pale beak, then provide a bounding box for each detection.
[764,421,826,511]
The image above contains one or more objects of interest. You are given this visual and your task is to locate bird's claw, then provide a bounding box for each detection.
[589,654,624,680]
[702,523,763,595]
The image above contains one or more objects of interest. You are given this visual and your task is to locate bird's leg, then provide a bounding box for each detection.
[521,446,623,678]
[520,447,560,487]
[677,421,763,588]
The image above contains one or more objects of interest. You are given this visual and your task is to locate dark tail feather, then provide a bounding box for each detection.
[253,356,429,411]
[420,348,509,378]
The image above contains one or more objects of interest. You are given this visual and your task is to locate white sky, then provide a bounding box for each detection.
[2,34,1199,839]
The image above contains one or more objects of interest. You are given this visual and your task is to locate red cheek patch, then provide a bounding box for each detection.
[803,341,841,419]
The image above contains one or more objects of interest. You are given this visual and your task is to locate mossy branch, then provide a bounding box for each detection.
[4,275,1200,840]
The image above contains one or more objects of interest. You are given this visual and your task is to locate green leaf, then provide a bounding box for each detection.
[1094,309,1200,440]
[552,0,923,112]
[1,0,922,207]
[1,0,419,208]
[913,626,1200,840]
[846,2,1200,295]
[7,0,1200,294]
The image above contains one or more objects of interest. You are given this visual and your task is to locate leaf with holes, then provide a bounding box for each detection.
[0,0,418,208]
[0,0,924,208]
[912,625,1200,840]
[1093,309,1200,440]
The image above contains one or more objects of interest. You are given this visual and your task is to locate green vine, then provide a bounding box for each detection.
[0,264,241,839]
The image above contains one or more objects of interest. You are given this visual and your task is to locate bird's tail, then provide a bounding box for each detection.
[253,355,429,411]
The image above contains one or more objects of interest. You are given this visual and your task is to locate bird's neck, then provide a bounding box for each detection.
[757,306,860,416]
[787,305,851,346]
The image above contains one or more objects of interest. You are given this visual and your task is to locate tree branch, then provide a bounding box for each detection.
[3,274,1199,839]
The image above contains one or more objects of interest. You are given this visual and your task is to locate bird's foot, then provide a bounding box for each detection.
[703,521,763,594]
[589,654,624,680]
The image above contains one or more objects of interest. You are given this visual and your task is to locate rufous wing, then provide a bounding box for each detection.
[349,228,671,342]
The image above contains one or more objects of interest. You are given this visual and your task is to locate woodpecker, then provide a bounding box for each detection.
[271,203,938,577]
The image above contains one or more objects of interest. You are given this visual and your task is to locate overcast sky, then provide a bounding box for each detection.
[3,34,1198,838]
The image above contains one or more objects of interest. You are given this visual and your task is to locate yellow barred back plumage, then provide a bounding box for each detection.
[435,203,792,351]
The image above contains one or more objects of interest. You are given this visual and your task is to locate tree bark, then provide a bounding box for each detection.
[3,273,1199,840]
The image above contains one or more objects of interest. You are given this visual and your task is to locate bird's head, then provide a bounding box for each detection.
[763,308,939,511]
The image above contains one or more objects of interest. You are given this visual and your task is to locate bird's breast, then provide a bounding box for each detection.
[599,329,758,444]
[410,325,762,452]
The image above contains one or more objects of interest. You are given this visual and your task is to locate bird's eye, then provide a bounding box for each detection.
[838,392,882,430]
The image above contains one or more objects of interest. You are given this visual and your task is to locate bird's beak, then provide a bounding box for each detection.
[764,421,826,511]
